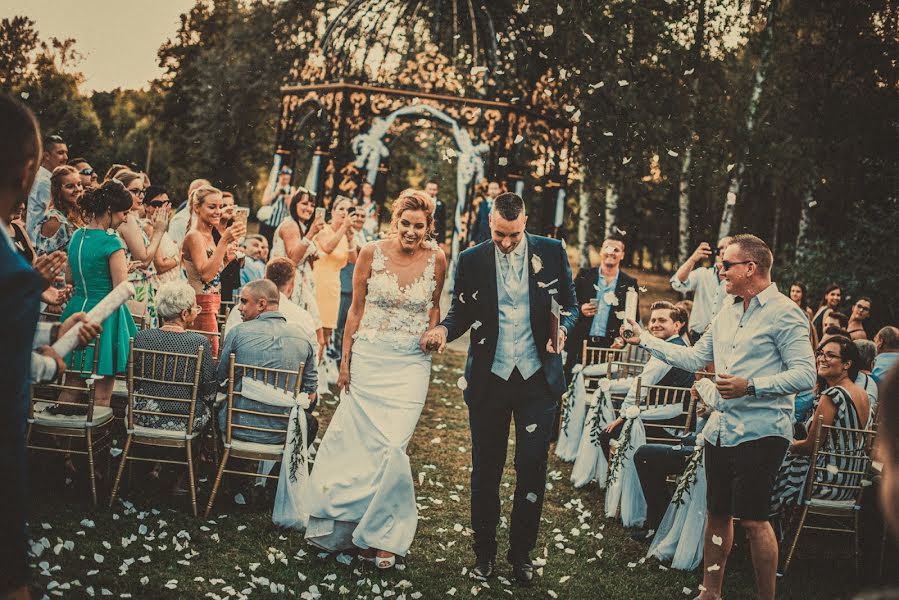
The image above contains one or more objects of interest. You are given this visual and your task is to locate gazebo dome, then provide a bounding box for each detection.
[291,0,541,101]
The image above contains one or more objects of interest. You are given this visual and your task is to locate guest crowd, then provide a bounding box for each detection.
[2,91,898,600]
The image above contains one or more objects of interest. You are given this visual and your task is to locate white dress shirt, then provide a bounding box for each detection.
[224,292,317,344]
[638,283,816,446]
[621,335,681,410]
[670,266,729,335]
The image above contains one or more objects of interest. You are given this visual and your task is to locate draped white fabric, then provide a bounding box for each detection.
[647,444,707,571]
[570,387,615,488]
[555,368,589,462]
[604,410,647,527]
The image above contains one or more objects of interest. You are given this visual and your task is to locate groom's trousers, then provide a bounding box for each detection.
[468,368,557,560]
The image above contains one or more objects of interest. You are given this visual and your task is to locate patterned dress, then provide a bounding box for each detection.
[131,329,216,431]
[770,385,871,514]
[33,208,74,256]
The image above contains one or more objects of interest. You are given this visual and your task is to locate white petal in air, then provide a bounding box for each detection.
[543,25,554,37]
[457,377,468,391]
[525,424,537,433]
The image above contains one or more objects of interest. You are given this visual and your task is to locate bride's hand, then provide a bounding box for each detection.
[336,366,350,394]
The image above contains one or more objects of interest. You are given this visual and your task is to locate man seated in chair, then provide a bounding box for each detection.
[597,301,695,455]
[217,280,318,446]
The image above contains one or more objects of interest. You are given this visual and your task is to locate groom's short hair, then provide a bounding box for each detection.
[493,192,524,221]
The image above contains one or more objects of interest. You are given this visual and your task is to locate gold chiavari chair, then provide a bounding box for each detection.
[27,337,113,504]
[188,329,222,361]
[625,343,652,366]
[581,341,625,395]
[633,381,695,445]
[781,416,876,575]
[204,354,305,518]
[109,339,207,516]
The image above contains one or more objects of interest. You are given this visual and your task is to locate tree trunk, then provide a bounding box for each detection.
[794,185,815,261]
[604,182,618,239]
[678,0,706,263]
[718,0,779,239]
[577,186,591,269]
[677,144,694,263]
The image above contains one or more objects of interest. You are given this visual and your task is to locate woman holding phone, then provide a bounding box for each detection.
[272,188,326,354]
[313,196,358,349]
[181,185,245,356]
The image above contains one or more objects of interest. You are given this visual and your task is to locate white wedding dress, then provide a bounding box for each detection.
[301,242,437,556]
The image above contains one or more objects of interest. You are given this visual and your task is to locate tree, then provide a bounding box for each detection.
[0,16,39,89]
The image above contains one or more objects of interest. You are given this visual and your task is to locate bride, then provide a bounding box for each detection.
[300,189,446,568]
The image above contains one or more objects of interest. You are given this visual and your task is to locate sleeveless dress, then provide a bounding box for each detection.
[312,225,350,329]
[301,242,438,556]
[272,221,322,327]
[61,228,137,376]
[770,385,871,515]
[182,244,223,357]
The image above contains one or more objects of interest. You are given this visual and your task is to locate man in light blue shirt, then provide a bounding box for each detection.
[217,280,318,445]
[25,134,68,240]
[622,234,815,600]
[670,238,732,342]
[872,326,899,383]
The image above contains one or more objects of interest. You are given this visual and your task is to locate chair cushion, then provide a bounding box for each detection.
[130,424,200,441]
[225,436,284,456]
[31,402,113,428]
[807,497,858,511]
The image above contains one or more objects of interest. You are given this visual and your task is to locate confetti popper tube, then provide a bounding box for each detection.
[622,289,638,337]
[51,282,136,357]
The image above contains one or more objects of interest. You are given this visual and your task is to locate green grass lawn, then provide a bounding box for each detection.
[27,351,866,599]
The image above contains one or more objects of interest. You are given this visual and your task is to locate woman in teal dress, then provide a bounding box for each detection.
[60,180,137,407]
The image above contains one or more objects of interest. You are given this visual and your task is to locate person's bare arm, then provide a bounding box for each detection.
[429,250,448,329]
[40,215,63,239]
[336,244,375,393]
[182,230,230,284]
[791,393,838,455]
[118,216,163,266]
[109,248,129,287]
[315,220,350,255]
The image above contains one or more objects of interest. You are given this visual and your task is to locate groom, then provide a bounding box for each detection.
[420,193,578,585]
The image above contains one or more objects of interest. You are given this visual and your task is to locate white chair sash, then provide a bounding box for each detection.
[605,407,647,527]
[571,387,616,488]
[647,439,707,571]
[555,368,589,462]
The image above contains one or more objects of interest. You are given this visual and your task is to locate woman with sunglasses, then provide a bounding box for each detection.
[846,296,872,341]
[272,188,326,354]
[769,336,872,531]
[114,170,169,327]
[144,186,181,289]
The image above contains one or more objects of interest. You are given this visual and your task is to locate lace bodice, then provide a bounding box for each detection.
[354,242,437,351]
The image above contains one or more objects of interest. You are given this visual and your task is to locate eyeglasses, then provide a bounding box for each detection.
[721,260,754,272]
[855,304,870,312]
[127,188,146,198]
[78,168,95,176]
[815,350,843,362]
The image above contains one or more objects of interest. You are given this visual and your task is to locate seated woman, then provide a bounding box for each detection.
[132,281,216,432]
[770,336,872,522]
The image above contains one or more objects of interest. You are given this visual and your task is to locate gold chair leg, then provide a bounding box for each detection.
[109,434,133,507]
[204,447,230,519]
[781,506,808,575]
[186,439,197,518]
[86,429,97,505]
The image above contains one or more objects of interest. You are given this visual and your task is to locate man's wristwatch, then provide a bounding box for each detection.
[747,379,756,396]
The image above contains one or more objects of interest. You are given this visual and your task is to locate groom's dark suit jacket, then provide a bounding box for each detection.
[441,233,579,402]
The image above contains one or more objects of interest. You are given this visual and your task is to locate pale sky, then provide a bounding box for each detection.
[5,0,196,92]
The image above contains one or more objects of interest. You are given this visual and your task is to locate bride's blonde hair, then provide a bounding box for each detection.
[390,189,435,240]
